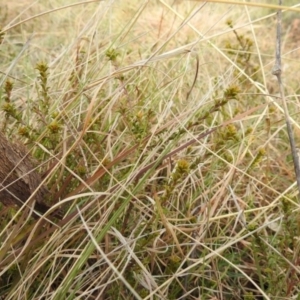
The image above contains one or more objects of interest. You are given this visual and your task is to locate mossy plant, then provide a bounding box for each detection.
[0,1,299,299]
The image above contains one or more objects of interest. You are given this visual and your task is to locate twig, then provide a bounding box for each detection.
[272,0,300,198]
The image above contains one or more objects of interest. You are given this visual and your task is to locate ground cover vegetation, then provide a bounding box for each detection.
[0,0,300,299]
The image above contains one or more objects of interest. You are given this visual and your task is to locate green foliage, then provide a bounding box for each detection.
[0,3,299,299]
[105,48,120,62]
[0,29,4,44]
[36,62,51,112]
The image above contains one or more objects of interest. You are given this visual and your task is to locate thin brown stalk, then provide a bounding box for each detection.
[272,0,300,198]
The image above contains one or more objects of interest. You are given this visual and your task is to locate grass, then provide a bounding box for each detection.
[1,0,300,299]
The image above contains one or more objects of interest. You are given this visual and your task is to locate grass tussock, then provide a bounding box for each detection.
[1,1,300,299]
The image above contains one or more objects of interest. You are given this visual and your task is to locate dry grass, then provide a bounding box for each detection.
[1,1,300,299]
